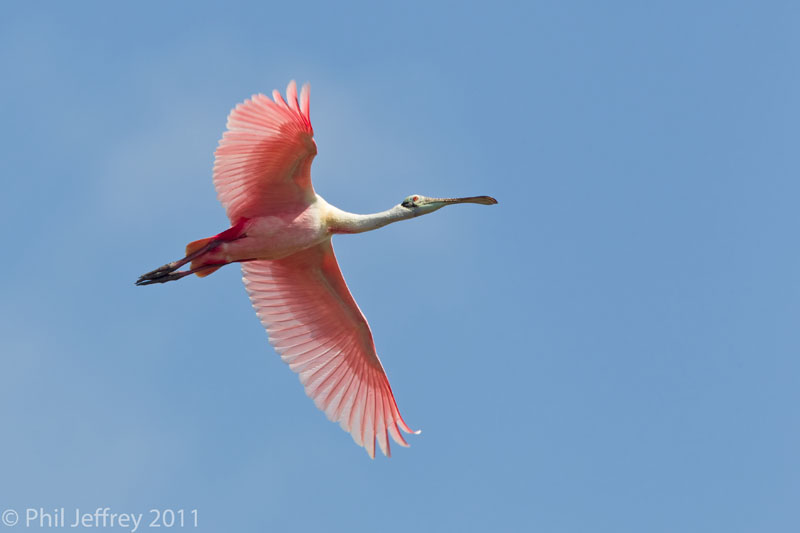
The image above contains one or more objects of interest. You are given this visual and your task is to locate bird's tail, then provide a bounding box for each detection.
[186,237,223,278]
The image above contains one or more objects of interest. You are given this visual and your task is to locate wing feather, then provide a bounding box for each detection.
[242,240,418,457]
[214,81,316,222]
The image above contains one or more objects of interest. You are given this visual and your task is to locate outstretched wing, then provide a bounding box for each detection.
[242,240,419,458]
[214,80,317,222]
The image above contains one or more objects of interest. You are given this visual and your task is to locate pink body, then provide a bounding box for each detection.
[209,201,330,263]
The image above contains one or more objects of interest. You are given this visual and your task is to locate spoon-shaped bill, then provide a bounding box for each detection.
[431,196,498,206]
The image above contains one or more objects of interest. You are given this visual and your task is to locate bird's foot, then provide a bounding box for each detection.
[135,234,228,286]
[136,260,226,286]
[135,262,193,286]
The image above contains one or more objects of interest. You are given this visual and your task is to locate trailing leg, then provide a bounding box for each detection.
[135,219,248,286]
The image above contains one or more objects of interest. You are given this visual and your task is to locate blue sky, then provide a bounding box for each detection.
[1,1,799,531]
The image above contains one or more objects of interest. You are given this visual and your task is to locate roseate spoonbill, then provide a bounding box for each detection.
[136,81,497,457]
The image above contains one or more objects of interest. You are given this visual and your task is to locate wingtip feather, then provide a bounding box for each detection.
[300,83,311,123]
[286,80,300,113]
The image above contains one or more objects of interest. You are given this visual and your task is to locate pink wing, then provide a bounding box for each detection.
[242,240,419,458]
[214,81,317,222]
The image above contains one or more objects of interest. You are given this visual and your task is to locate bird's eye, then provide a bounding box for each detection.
[401,196,416,208]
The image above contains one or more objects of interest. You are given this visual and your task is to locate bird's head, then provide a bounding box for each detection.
[399,194,498,215]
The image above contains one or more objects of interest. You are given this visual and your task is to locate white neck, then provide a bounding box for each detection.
[324,202,415,234]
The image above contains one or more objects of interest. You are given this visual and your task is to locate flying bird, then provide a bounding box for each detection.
[137,81,497,457]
